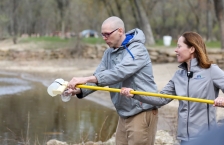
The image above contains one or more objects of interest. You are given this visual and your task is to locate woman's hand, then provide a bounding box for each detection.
[214,96,224,107]
[120,87,134,98]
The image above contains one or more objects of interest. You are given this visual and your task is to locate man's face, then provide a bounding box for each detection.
[101,24,121,48]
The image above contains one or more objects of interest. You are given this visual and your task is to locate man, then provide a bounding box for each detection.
[67,16,158,145]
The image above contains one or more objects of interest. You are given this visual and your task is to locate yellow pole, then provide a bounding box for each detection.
[76,85,214,104]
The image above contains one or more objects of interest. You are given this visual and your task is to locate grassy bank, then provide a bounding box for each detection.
[9,36,223,50]
[155,39,221,49]
[19,36,105,50]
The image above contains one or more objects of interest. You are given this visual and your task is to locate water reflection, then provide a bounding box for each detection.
[0,77,32,95]
[0,72,118,144]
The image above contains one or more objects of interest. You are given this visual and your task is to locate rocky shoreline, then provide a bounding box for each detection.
[1,44,224,65]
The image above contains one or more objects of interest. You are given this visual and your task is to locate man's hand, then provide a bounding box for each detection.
[61,88,81,102]
[68,77,88,89]
[68,76,98,90]
[65,88,81,95]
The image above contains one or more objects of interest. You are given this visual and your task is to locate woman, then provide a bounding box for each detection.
[120,32,224,144]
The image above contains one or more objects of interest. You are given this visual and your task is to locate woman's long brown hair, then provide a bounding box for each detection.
[182,32,212,68]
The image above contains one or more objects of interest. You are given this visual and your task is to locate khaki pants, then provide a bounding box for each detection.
[115,109,158,145]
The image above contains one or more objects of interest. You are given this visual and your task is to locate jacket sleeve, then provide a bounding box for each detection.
[76,49,110,98]
[211,64,224,93]
[133,79,174,106]
[94,43,149,86]
[76,83,97,99]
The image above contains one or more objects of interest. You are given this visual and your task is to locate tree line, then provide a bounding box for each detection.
[1,0,224,48]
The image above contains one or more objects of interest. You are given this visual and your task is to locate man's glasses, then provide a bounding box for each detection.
[101,28,118,38]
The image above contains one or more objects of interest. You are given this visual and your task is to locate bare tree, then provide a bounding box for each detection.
[207,0,213,41]
[129,0,141,28]
[187,0,201,33]
[101,0,115,16]
[56,0,69,38]
[214,0,224,49]
[11,0,19,44]
[134,0,155,45]
[25,0,43,36]
[0,0,222,46]
[99,0,156,46]
[114,0,124,20]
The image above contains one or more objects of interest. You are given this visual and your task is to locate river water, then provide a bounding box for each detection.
[0,71,118,145]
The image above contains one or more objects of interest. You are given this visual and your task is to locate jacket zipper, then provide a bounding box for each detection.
[207,104,210,130]
[187,77,190,140]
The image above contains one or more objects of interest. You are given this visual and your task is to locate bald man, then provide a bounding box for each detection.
[66,16,158,145]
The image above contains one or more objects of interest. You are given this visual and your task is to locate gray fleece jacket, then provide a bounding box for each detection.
[76,28,158,118]
[133,58,224,141]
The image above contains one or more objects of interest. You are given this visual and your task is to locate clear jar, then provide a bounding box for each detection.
[61,89,72,102]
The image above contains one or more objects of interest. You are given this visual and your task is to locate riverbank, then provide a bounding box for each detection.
[1,58,224,145]
[0,58,190,109]
[0,58,177,110]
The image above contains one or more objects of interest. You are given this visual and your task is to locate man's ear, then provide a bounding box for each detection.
[118,28,124,34]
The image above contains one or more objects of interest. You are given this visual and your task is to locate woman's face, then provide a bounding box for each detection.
[175,36,195,63]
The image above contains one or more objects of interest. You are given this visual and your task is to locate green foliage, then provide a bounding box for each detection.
[154,39,221,49]
[154,39,177,47]
[205,41,221,48]
[19,36,72,49]
[16,36,223,50]
[20,36,70,43]
[0,14,8,23]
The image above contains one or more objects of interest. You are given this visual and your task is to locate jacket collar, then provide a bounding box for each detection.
[178,58,198,72]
